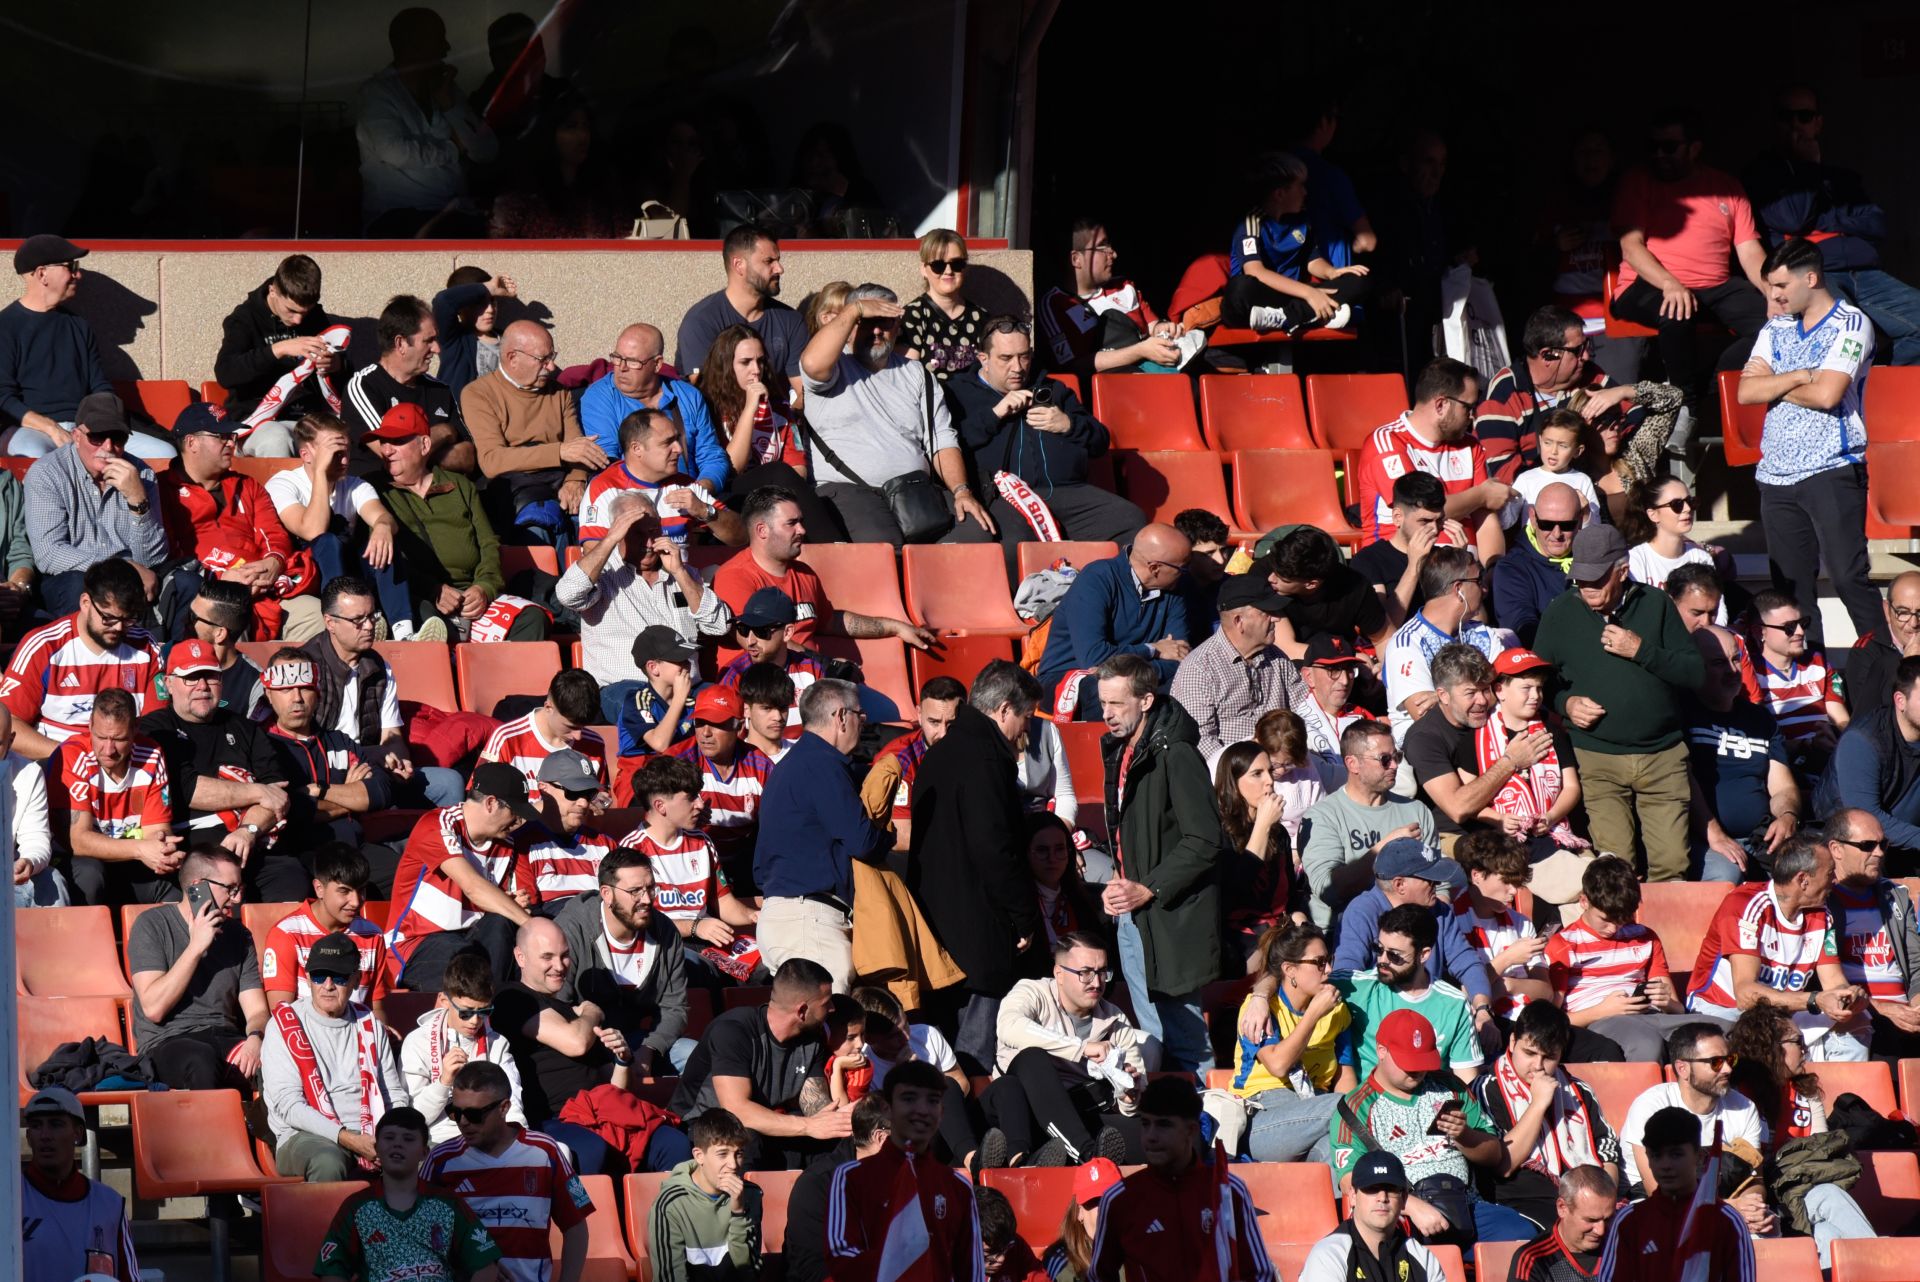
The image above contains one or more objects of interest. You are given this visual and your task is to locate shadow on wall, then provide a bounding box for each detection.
[70,272,157,381]
[965,266,1031,323]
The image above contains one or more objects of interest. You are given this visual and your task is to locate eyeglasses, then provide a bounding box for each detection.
[1541,342,1590,361]
[1057,964,1112,984]
[1777,108,1819,123]
[328,611,378,630]
[1144,558,1188,576]
[1080,242,1117,256]
[607,353,662,371]
[1780,1036,1807,1050]
[1535,518,1581,533]
[1679,1053,1738,1070]
[1892,605,1920,624]
[1362,751,1402,766]
[308,970,353,989]
[609,882,655,901]
[446,1099,508,1124]
[448,1002,494,1020]
[834,706,867,722]
[200,877,242,899]
[1833,836,1885,852]
[1440,395,1478,413]
[90,606,139,628]
[1378,947,1414,966]
[511,350,560,367]
[1651,496,1694,515]
[1451,574,1483,589]
[742,624,783,640]
[926,259,969,275]
[1762,617,1809,633]
[1289,955,1333,970]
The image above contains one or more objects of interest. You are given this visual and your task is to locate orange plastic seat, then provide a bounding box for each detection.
[243,902,299,967]
[1864,366,1920,443]
[1426,1243,1467,1282]
[800,542,908,622]
[1112,449,1249,537]
[748,1169,799,1252]
[262,1180,361,1282]
[1200,374,1317,452]
[1303,373,1409,453]
[622,1170,673,1279]
[501,544,562,578]
[1047,371,1082,403]
[1090,373,1207,452]
[1715,369,1765,468]
[130,1088,299,1199]
[1753,1237,1824,1282]
[112,378,194,431]
[1475,1240,1521,1282]
[1566,1062,1663,1135]
[202,381,229,409]
[552,1173,636,1280]
[1865,439,1920,532]
[1602,266,1659,339]
[1169,254,1232,320]
[901,544,1027,637]
[1852,1149,1920,1233]
[1235,1162,1339,1248]
[1835,1236,1920,1282]
[1057,720,1106,810]
[817,635,917,724]
[373,639,460,711]
[910,635,1016,694]
[1635,881,1732,986]
[119,903,170,985]
[230,457,302,485]
[1810,1060,1898,1117]
[17,906,130,998]
[18,995,133,1105]
[981,1168,1078,1252]
[1899,1057,1920,1117]
[456,640,563,715]
[1231,449,1361,545]
[1016,540,1119,580]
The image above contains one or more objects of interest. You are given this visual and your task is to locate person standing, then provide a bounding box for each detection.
[1598,1106,1756,1282]
[21,1086,140,1282]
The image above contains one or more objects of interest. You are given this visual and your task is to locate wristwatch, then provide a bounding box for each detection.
[244,822,261,836]
[1805,990,1820,1014]
[126,499,150,515]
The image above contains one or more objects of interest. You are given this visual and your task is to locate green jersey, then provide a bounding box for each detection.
[1334,969,1481,1078]
[315,1188,502,1281]
[1329,1075,1494,1186]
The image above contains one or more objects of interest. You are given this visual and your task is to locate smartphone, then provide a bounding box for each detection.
[1426,1101,1463,1135]
[186,880,213,916]
[1031,383,1054,408]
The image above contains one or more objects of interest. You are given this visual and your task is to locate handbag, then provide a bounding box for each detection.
[629,201,689,240]
[796,363,954,543]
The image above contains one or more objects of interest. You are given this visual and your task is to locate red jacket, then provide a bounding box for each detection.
[826,1140,983,1282]
[555,1084,679,1170]
[1088,1157,1274,1282]
[158,467,313,636]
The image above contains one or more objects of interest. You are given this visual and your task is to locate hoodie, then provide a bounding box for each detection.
[1816,704,1920,854]
[399,1005,527,1145]
[551,889,691,1066]
[213,280,338,421]
[648,1158,762,1282]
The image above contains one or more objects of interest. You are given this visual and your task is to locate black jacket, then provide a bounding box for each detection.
[1843,629,1902,718]
[213,280,338,420]
[1487,531,1570,648]
[945,373,1108,493]
[907,703,1042,996]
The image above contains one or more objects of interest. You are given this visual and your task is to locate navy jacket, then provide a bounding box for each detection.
[1488,532,1571,647]
[945,372,1109,493]
[430,281,492,402]
[753,730,891,903]
[1037,552,1188,693]
[1816,705,1920,854]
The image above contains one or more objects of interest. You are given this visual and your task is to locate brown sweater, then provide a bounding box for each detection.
[459,369,589,481]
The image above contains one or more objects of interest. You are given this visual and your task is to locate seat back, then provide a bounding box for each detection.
[231,457,303,486]
[1234,1163,1338,1248]
[1169,253,1232,318]
[748,1169,799,1252]
[1834,1235,1920,1282]
[1056,721,1106,815]
[118,903,169,984]
[501,544,562,579]
[1015,540,1119,581]
[263,1180,363,1282]
[1113,449,1235,529]
[1426,1243,1468,1282]
[130,1087,279,1199]
[1199,374,1316,452]
[1715,369,1765,468]
[1635,881,1732,982]
[243,902,299,968]
[552,1173,635,1272]
[455,640,563,715]
[1303,373,1408,453]
[622,1171,674,1278]
[909,635,1017,694]
[1810,1060,1898,1117]
[1865,367,1920,443]
[1865,439,1920,532]
[1566,1061,1663,1135]
[901,544,1026,634]
[817,635,916,725]
[1047,372,1082,403]
[981,1168,1076,1253]
[801,543,908,622]
[1753,1236,1823,1282]
[373,640,460,712]
[1900,1057,1920,1118]
[112,378,194,431]
[1090,374,1206,451]
[18,995,124,1094]
[1231,449,1360,545]
[1852,1149,1920,1237]
[17,906,130,998]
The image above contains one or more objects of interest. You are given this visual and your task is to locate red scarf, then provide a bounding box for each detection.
[1493,1053,1601,1179]
[274,1001,389,1168]
[1474,716,1584,849]
[242,323,352,430]
[991,470,1064,541]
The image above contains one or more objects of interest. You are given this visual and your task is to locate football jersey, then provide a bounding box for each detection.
[712,552,829,650]
[1687,881,1837,1018]
[314,1188,500,1282]
[0,615,161,743]
[524,826,619,904]
[1829,881,1905,999]
[620,825,729,921]
[1453,899,1545,1014]
[479,713,609,801]
[387,808,524,966]
[421,1128,592,1282]
[261,904,392,1005]
[1229,210,1318,281]
[1758,655,1838,749]
[577,463,722,547]
[50,733,171,844]
[717,648,824,733]
[1545,919,1672,1012]
[1036,282,1160,370]
[1354,413,1488,545]
[1751,300,1872,486]
[671,738,773,836]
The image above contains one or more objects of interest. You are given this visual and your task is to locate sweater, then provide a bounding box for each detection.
[1843,628,1903,717]
[1531,581,1704,754]
[0,468,33,578]
[398,1006,527,1144]
[649,1159,762,1282]
[993,976,1147,1088]
[460,368,589,482]
[946,370,1107,492]
[1487,528,1571,647]
[378,468,505,597]
[260,996,409,1146]
[213,281,339,421]
[0,300,109,425]
[1816,705,1920,853]
[1037,552,1189,692]
[23,444,169,574]
[550,889,690,1064]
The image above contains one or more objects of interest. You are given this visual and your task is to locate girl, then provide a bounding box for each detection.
[1253,708,1324,848]
[1621,475,1731,623]
[1043,1158,1122,1282]
[1024,813,1103,957]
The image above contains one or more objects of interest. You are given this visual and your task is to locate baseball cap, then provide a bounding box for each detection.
[1303,634,1362,668]
[22,1085,85,1124]
[361,402,431,445]
[694,685,743,723]
[305,931,361,980]
[1350,1150,1410,1193]
[631,625,697,667]
[536,748,601,794]
[74,392,130,439]
[1568,525,1629,582]
[1493,648,1553,679]
[14,234,87,275]
[1216,573,1289,614]
[173,402,238,439]
[261,656,316,690]
[1074,1158,1122,1204]
[1376,1008,1443,1073]
[737,587,799,630]
[1373,836,1465,891]
[165,639,222,680]
[470,761,545,827]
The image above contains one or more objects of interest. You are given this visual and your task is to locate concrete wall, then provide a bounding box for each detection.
[15,245,1034,386]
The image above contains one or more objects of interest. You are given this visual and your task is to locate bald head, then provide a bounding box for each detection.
[1889,572,1920,645]
[514,916,573,993]
[1128,523,1193,596]
[1694,623,1743,711]
[501,320,556,390]
[1534,483,1580,521]
[1531,482,1582,556]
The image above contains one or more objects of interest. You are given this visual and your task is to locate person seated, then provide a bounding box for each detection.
[260,649,397,878]
[0,235,139,460]
[1686,624,1801,884]
[1354,358,1506,561]
[214,254,341,458]
[615,625,699,759]
[1405,644,1560,857]
[461,319,606,544]
[1822,808,1920,1061]
[1618,1024,1769,1204]
[1298,1151,1446,1282]
[1037,218,1201,380]
[477,668,608,799]
[23,394,170,616]
[0,466,32,637]
[577,407,744,550]
[1605,1105,1758,1282]
[260,930,410,1180]
[1504,1164,1618,1282]
[430,265,515,403]
[1449,832,1555,1027]
[945,317,1145,575]
[1331,839,1496,1021]
[261,841,392,1020]
[1840,571,1920,718]
[698,325,828,518]
[1383,552,1506,747]
[519,748,620,908]
[579,322,728,487]
[1227,920,1355,1164]
[899,228,991,382]
[1036,525,1192,721]
[1546,854,1699,1064]
[1021,811,1103,954]
[1488,482,1580,647]
[550,848,690,1077]
[316,1105,506,1282]
[736,662,796,763]
[1296,636,1373,789]
[1348,472,1461,631]
[1223,148,1371,341]
[1167,574,1301,772]
[400,950,527,1145]
[785,1096,892,1282]
[795,283,997,547]
[1472,651,1589,892]
[847,985,977,1154]
[674,225,812,398]
[340,293,475,477]
[1215,741,1305,965]
[0,703,54,910]
[182,580,266,717]
[1298,720,1435,928]
[21,1086,141,1282]
[7,558,163,760]
[651,1109,764,1282]
[1749,589,1846,783]
[1259,527,1395,664]
[1665,562,1725,635]
[676,685,775,888]
[128,846,268,1091]
[1473,305,1639,479]
[48,690,178,906]
[1500,410,1605,530]
[621,756,761,983]
[1622,475,1731,624]
[1818,653,1920,866]
[976,1186,1047,1282]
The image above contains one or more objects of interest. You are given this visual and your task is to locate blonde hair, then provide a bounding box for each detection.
[918,228,966,264]
[1053,1200,1094,1277]
[806,281,854,335]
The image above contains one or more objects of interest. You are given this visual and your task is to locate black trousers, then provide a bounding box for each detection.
[814,482,998,548]
[396,914,522,992]
[1220,271,1372,330]
[1869,1007,1920,1066]
[1758,462,1882,650]
[983,483,1147,581]
[1611,278,1767,400]
[147,1028,247,1091]
[983,1047,1139,1164]
[66,856,180,908]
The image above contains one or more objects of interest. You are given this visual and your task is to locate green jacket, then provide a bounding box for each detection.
[648,1159,761,1282]
[377,468,504,600]
[1532,581,1705,754]
[0,469,29,579]
[1100,697,1222,995]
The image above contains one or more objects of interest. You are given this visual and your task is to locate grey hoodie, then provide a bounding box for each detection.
[551,889,690,1064]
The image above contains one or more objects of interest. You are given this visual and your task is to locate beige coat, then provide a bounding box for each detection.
[994,976,1147,1108]
[850,859,964,1010]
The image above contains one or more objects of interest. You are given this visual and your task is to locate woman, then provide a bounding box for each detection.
[702,323,844,541]
[1621,475,1731,623]
[1017,715,1076,829]
[805,280,854,335]
[1475,650,1586,878]
[901,229,989,382]
[1044,1158,1122,1282]
[1215,742,1297,968]
[489,104,624,239]
[1024,812,1103,958]
[1230,919,1355,1163]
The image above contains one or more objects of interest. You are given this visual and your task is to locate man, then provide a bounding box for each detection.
[23,393,169,614]
[797,284,996,547]
[138,639,302,899]
[753,680,892,991]
[400,952,526,1146]
[787,1096,890,1282]
[1260,527,1394,660]
[1354,357,1507,560]
[314,1105,503,1282]
[675,225,811,398]
[1036,218,1199,378]
[1818,654,1920,867]
[1095,653,1219,1073]
[1348,472,1460,630]
[1037,526,1192,722]
[1547,854,1700,1064]
[186,579,267,716]
[463,318,605,535]
[670,957,854,1170]
[580,322,728,486]
[477,668,608,800]
[551,848,690,1076]
[128,847,269,1090]
[1843,570,1920,717]
[1504,1165,1619,1282]
[1686,833,1870,1060]
[1330,838,1497,1025]
[1488,482,1580,647]
[385,762,540,991]
[1297,635,1372,789]
[1686,625,1801,883]
[826,1061,985,1282]
[1171,573,1306,768]
[21,1085,140,1282]
[675,685,775,888]
[260,649,397,872]
[1403,644,1562,849]
[577,407,743,548]
[1618,1023,1769,1193]
[861,677,964,848]
[559,492,733,723]
[262,842,392,1016]
[944,317,1145,571]
[1087,1077,1274,1282]
[620,755,761,983]
[1299,720,1435,928]
[355,7,497,236]
[261,931,411,1180]
[342,293,474,477]
[1532,524,1705,882]
[1738,236,1879,648]
[0,234,121,458]
[909,660,1046,1072]
[1611,110,1769,399]
[2,556,160,761]
[214,254,340,451]
[1318,905,1483,1083]
[1383,547,1505,746]
[1472,305,1638,477]
[1298,1151,1445,1282]
[1824,806,1920,1062]
[1599,1105,1756,1282]
[49,689,178,906]
[521,749,621,906]
[422,1059,594,1282]
[1666,563,1725,634]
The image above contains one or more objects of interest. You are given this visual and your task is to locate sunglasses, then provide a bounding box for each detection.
[1535,517,1581,533]
[308,970,354,989]
[1289,955,1333,970]
[1762,617,1809,633]
[1650,496,1694,514]
[742,624,783,640]
[1362,751,1402,766]
[926,259,968,275]
[449,1002,494,1020]
[1542,343,1590,361]
[1834,836,1885,852]
[1679,1053,1738,1071]
[446,1099,507,1124]
[1379,947,1414,966]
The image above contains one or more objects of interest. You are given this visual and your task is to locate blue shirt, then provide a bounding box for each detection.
[1036,553,1190,693]
[753,730,891,903]
[1298,147,1367,270]
[1228,211,1319,281]
[578,373,730,488]
[617,681,697,757]
[1330,885,1494,1007]
[1753,300,1872,486]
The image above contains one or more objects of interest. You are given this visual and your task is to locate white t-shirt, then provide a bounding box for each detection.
[1627,541,1727,624]
[1620,1082,1768,1186]
[1503,466,1601,527]
[863,1023,959,1090]
[264,466,380,532]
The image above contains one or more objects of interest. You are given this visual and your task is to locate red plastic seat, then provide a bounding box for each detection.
[1864,366,1920,443]
[1566,1062,1663,1135]
[1200,374,1317,452]
[1900,1057,1920,1118]
[1475,1240,1521,1282]
[130,1088,299,1199]
[374,639,460,711]
[910,635,1016,694]
[263,1180,362,1282]
[1426,1244,1468,1282]
[119,903,169,984]
[456,640,563,715]
[112,378,194,431]
[1169,253,1232,320]
[1635,881,1733,985]
[981,1168,1078,1252]
[1716,368,1765,468]
[1754,1236,1825,1282]
[748,1169,799,1252]
[1303,373,1409,453]
[799,542,908,622]
[1090,374,1207,452]
[621,1170,673,1279]
[243,902,300,967]
[18,995,135,1105]
[901,544,1027,637]
[17,906,130,998]
[202,381,229,409]
[1057,719,1106,798]
[552,1173,636,1280]
[1847,1159,1920,1258]
[230,457,302,485]
[1047,371,1082,403]
[1016,540,1119,580]
[1235,1162,1339,1248]
[1835,1236,1920,1282]
[1231,449,1361,545]
[1112,449,1249,537]
[1810,1060,1898,1117]
[1865,439,1920,534]
[501,544,562,578]
[817,635,917,725]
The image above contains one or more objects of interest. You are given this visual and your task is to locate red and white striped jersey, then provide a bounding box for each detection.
[477,713,608,801]
[670,738,773,835]
[577,464,722,547]
[261,904,393,1006]
[1757,654,1838,749]
[49,733,172,843]
[619,824,728,921]
[1453,899,1545,1014]
[1829,881,1905,999]
[1353,413,1488,545]
[387,808,523,966]
[421,1127,592,1282]
[718,649,825,734]
[1687,881,1837,1018]
[0,615,161,743]
[524,826,619,904]
[1545,919,1673,1013]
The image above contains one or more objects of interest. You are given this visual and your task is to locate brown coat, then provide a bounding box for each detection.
[850,860,964,1010]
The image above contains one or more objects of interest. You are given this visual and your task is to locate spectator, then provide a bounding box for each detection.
[1500,411,1605,529]
[1094,654,1220,1073]
[1169,574,1304,769]
[1037,527,1192,721]
[48,690,177,906]
[650,1110,763,1282]
[671,686,773,886]
[1451,832,1555,1021]
[1621,475,1730,624]
[521,749,620,908]
[1023,811,1103,951]
[1611,109,1768,398]
[400,951,526,1145]
[698,326,831,524]
[1488,483,1581,647]
[1354,358,1506,561]
[1296,635,1371,788]
[676,226,812,397]
[1383,548,1505,746]
[0,466,32,634]
[1749,589,1845,780]
[796,283,996,547]
[1038,1158,1118,1282]
[579,322,728,487]
[1315,904,1484,1084]
[1666,562,1725,634]
[1467,1003,1621,1228]
[977,1186,1046,1282]
[1372,129,1478,367]
[1474,649,1588,881]
[1842,571,1920,717]
[1618,1023,1769,1188]
[1347,472,1460,630]
[464,319,604,542]
[385,762,539,991]
[1298,720,1435,928]
[1330,839,1496,1019]
[622,756,760,979]
[550,848,689,1077]
[355,7,496,236]
[314,1105,504,1282]
[1533,524,1704,881]
[22,1084,141,1281]
[1601,1105,1757,1282]
[23,393,169,613]
[1686,624,1801,883]
[261,931,410,1180]
[577,407,743,550]
[0,703,53,909]
[1823,807,1920,1060]
[1229,920,1355,1163]
[1473,305,1638,478]
[212,254,340,457]
[1404,645,1559,852]
[1220,726,1314,947]
[737,663,795,763]
[1222,151,1372,335]
[430,265,515,403]
[260,649,398,873]
[863,677,965,848]
[342,294,475,478]
[1818,654,1920,865]
[477,668,608,798]
[1174,508,1231,590]
[261,842,391,1018]
[1289,97,1376,263]
[1296,1151,1442,1282]
[127,846,267,1090]
[1036,218,1199,380]
[846,986,977,1159]
[1538,124,1636,380]
[3,558,160,763]
[1545,853,1696,1062]
[754,680,892,990]
[900,229,989,381]
[785,1096,892,1282]
[1505,1165,1617,1282]
[615,625,698,758]
[0,235,130,459]
[184,579,266,717]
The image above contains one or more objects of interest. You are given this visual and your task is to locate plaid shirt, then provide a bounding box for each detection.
[1170,630,1309,765]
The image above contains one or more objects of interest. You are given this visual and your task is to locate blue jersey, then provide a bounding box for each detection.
[618,682,698,757]
[1229,211,1318,281]
[1751,300,1873,486]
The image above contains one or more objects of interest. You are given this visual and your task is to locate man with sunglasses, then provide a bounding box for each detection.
[1,556,161,762]
[402,950,527,1144]
[23,392,170,616]
[261,930,410,1180]
[1618,1024,1766,1202]
[1488,483,1581,648]
[1683,624,1800,885]
[717,587,826,739]
[1823,807,1920,1061]
[520,748,621,907]
[579,322,728,486]
[1473,306,1639,479]
[1299,720,1435,928]
[1354,357,1508,563]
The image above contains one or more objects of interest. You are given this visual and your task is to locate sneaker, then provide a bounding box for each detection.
[1247,306,1290,334]
[411,616,449,644]
[1322,303,1353,331]
[388,619,413,641]
[1174,329,1208,370]
[1095,1125,1129,1162]
[976,1128,1010,1173]
[374,614,391,642]
[1029,1138,1071,1167]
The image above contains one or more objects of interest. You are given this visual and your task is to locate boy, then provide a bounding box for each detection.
[620,626,700,757]
[1596,1105,1755,1282]
[718,588,825,737]
[650,1108,763,1282]
[1542,854,1692,1063]
[401,950,528,1144]
[1450,831,1550,1022]
[1502,409,1601,527]
[672,685,774,892]
[316,1106,503,1282]
[1220,151,1372,336]
[262,841,392,1021]
[479,668,609,800]
[976,1186,1048,1282]
[735,662,796,763]
[622,756,762,982]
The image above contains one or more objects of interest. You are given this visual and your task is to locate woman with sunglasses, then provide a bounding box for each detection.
[1228,918,1355,1164]
[900,229,989,382]
[1622,475,1731,624]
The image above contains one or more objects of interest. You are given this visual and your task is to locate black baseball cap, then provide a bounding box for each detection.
[469,761,544,827]
[14,234,86,275]
[631,625,697,667]
[1351,1150,1409,1192]
[737,587,799,630]
[74,392,130,438]
[1216,573,1289,614]
[305,931,361,980]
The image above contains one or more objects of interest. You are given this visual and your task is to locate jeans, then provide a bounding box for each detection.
[0,422,176,460]
[1245,1089,1339,1164]
[1112,912,1212,1073]
[953,993,1003,1079]
[599,679,643,730]
[542,1117,692,1176]
[1758,464,1883,651]
[306,530,414,635]
[1610,278,1767,402]
[397,766,467,810]
[1698,838,1763,884]
[1468,1191,1541,1245]
[1806,1180,1878,1268]
[13,868,67,907]
[1829,268,1920,366]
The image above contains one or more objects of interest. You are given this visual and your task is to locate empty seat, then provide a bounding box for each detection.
[1303,373,1408,453]
[902,544,1028,636]
[1016,540,1119,580]
[1753,1237,1824,1282]
[910,635,1016,694]
[1169,254,1232,320]
[263,1180,362,1282]
[1566,1062,1662,1134]
[1900,1057,1920,1118]
[552,1173,636,1280]
[1835,1236,1920,1282]
[1090,374,1207,452]
[373,640,460,711]
[1057,721,1106,812]
[621,1171,673,1279]
[817,635,916,724]
[1852,1149,1920,1233]
[17,906,130,998]
[1810,1060,1898,1117]
[230,457,302,485]
[202,381,229,408]
[1112,450,1247,536]
[1865,439,1920,533]
[1474,1240,1521,1282]
[802,542,908,622]
[112,378,194,431]
[1635,882,1732,984]
[1200,374,1317,452]
[1865,367,1920,443]
[456,640,563,715]
[1235,1162,1339,1248]
[1716,368,1765,468]
[1231,449,1361,545]
[748,1169,799,1252]
[243,902,299,964]
[130,1088,298,1200]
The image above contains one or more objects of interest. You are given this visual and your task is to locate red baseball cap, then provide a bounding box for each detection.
[1492,648,1553,679]
[361,402,431,444]
[1375,1008,1443,1073]
[165,638,222,679]
[1074,1158,1122,1204]
[693,685,743,723]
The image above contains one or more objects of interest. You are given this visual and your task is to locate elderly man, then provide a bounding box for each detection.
[341,293,473,477]
[1037,525,1193,721]
[1298,635,1371,788]
[577,407,743,549]
[461,318,607,539]
[796,284,996,547]
[1489,481,1581,646]
[1506,1165,1617,1282]
[580,322,728,487]
[551,848,690,1077]
[2,557,160,761]
[675,225,811,397]
[1823,806,1920,1062]
[1844,571,1920,717]
[355,7,496,236]
[1533,525,1704,882]
[49,689,177,906]
[24,392,169,614]
[1171,573,1306,768]
[1473,305,1638,477]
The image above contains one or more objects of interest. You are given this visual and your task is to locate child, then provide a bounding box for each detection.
[622,756,762,983]
[1542,854,1690,1064]
[1253,708,1324,850]
[619,626,701,758]
[977,1186,1049,1282]
[649,1108,763,1282]
[400,951,527,1144]
[262,841,392,1021]
[1502,408,1603,528]
[315,1106,503,1282]
[735,663,796,763]
[1220,151,1372,335]
[826,997,874,1105]
[1452,831,1551,1022]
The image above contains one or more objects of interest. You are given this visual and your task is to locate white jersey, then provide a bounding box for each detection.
[1751,300,1872,486]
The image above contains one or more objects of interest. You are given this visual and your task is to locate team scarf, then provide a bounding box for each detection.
[1674,1123,1726,1282]
[423,1005,490,1082]
[273,1001,390,1169]
[243,323,354,431]
[992,469,1063,541]
[468,592,554,644]
[1492,1053,1602,1179]
[1474,716,1585,850]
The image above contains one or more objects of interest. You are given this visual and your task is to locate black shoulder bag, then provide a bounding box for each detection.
[798,363,953,543]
